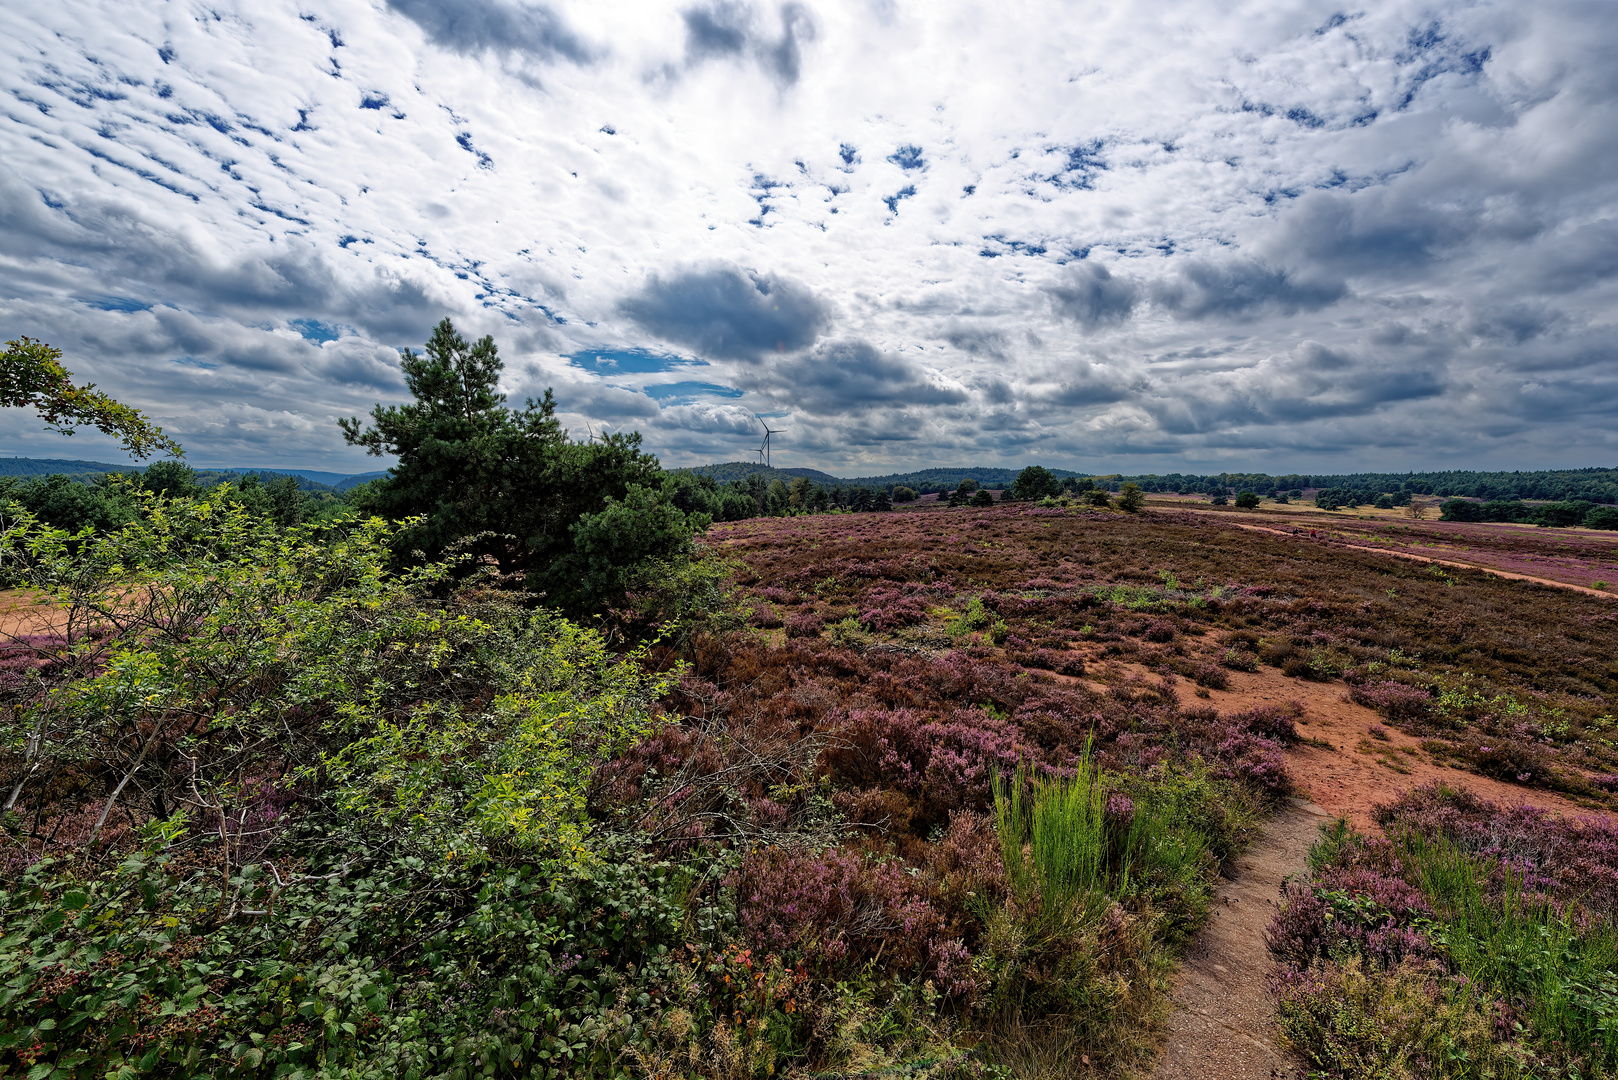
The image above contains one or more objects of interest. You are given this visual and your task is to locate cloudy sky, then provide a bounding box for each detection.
[2,0,1615,474]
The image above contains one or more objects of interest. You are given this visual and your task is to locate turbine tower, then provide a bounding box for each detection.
[754,414,784,469]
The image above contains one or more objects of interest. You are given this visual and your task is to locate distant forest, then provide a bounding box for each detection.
[694,463,1618,505]
[8,456,1617,516]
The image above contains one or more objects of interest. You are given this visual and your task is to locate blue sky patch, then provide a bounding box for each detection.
[290,318,341,344]
[82,295,151,312]
[567,348,705,374]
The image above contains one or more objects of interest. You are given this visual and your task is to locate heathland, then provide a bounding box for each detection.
[4,330,1618,1079]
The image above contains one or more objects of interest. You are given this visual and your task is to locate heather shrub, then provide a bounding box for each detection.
[1272,955,1526,1080]
[1220,646,1258,672]
[1349,680,1435,725]
[1232,701,1303,744]
[1213,729,1289,793]
[1275,792,1618,1076]
[1143,619,1176,643]
[786,611,823,637]
[748,602,784,628]
[858,587,929,631]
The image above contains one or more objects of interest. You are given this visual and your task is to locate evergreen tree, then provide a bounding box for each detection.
[340,319,694,614]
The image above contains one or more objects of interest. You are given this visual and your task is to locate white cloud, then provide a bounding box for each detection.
[1,0,1615,472]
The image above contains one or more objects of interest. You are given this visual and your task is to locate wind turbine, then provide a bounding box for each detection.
[754,414,784,470]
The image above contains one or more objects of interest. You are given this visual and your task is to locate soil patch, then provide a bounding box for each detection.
[1197,668,1603,831]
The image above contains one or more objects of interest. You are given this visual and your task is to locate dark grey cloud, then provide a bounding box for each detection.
[1047,262,1139,328]
[680,2,815,85]
[1143,342,1446,434]
[385,0,596,65]
[683,3,750,60]
[943,325,1010,358]
[618,264,829,360]
[1152,257,1344,319]
[0,175,442,342]
[1269,188,1476,279]
[749,340,968,416]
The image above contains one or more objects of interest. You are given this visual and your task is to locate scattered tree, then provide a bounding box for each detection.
[1117,482,1146,513]
[1009,465,1063,502]
[892,486,918,503]
[339,318,698,614]
[1234,490,1261,509]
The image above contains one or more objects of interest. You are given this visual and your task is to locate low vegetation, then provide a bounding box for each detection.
[1270,784,1618,1078]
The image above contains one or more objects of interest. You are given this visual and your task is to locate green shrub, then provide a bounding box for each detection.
[0,496,702,1078]
[946,596,1009,643]
[1234,490,1260,509]
[1586,505,1618,531]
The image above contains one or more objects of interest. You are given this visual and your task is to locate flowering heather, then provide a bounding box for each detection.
[785,612,823,637]
[1271,783,1618,1076]
[1348,680,1435,725]
[732,845,965,989]
[1373,783,1618,920]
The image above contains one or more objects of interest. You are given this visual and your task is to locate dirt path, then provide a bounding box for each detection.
[1164,509,1618,601]
[1149,797,1328,1080]
[1144,667,1611,1077]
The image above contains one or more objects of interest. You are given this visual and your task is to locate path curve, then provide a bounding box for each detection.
[1149,798,1327,1080]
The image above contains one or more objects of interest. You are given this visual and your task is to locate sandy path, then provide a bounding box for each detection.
[1150,798,1327,1080]
[1143,667,1609,1077]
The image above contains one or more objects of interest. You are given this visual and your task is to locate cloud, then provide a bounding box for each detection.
[2,0,1617,472]
[1047,263,1139,328]
[747,340,969,416]
[385,0,596,65]
[679,1,815,85]
[1152,258,1344,319]
[618,264,830,361]
[1141,342,1446,435]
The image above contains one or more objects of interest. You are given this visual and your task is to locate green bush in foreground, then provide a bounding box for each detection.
[0,496,701,1078]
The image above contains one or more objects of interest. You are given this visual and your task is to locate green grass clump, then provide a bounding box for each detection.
[1401,831,1618,1070]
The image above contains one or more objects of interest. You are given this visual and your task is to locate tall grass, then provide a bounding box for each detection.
[992,744,1210,926]
[1397,829,1618,1071]
[994,746,1105,922]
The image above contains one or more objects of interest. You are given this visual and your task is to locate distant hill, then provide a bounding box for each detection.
[334,471,390,491]
[0,457,141,478]
[686,462,841,485]
[0,457,387,492]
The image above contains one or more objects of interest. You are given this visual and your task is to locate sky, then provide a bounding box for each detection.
[1,0,1616,475]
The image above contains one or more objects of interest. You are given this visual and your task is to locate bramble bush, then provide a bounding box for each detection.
[0,495,731,1078]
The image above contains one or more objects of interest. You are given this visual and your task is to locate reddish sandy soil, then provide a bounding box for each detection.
[0,589,64,638]
[1201,667,1605,830]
